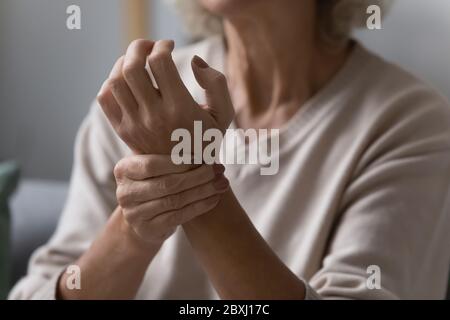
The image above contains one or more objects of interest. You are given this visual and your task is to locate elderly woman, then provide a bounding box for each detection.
[10,0,450,299]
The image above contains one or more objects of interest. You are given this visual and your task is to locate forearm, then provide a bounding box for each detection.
[183,190,306,300]
[57,208,159,300]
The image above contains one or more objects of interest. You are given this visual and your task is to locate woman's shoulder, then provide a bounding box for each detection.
[348,44,450,139]
[346,45,450,168]
[356,44,450,116]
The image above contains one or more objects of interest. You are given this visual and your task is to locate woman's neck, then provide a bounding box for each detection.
[223,0,351,130]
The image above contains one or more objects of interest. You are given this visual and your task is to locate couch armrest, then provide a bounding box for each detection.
[9,179,68,285]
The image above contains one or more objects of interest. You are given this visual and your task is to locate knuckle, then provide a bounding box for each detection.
[142,156,155,176]
[116,185,130,206]
[129,39,146,49]
[116,55,125,64]
[136,158,154,178]
[132,157,144,174]
[156,178,169,192]
[148,51,170,67]
[212,72,227,86]
[101,79,115,94]
[122,61,140,79]
[96,87,109,105]
[165,194,180,210]
[113,160,126,179]
[108,77,124,92]
[129,39,151,52]
[96,94,107,108]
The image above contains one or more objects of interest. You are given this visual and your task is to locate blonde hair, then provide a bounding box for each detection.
[167,0,390,46]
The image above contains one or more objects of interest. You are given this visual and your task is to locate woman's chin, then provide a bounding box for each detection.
[199,0,259,16]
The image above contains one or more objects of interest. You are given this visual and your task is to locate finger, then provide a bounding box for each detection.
[107,56,139,118]
[114,154,199,181]
[97,81,123,129]
[191,55,235,133]
[120,174,229,222]
[146,194,222,231]
[147,40,192,104]
[122,39,159,106]
[116,164,225,205]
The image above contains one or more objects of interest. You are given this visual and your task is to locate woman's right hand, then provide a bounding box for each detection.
[114,154,229,246]
[97,39,234,155]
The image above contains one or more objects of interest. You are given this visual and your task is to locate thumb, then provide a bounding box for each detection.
[191,55,235,133]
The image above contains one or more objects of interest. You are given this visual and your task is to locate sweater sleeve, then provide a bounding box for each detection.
[308,89,450,299]
[8,103,125,299]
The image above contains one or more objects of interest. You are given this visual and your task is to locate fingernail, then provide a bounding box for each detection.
[213,175,229,190]
[213,163,225,174]
[192,55,209,69]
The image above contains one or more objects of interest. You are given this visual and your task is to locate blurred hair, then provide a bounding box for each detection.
[167,0,390,46]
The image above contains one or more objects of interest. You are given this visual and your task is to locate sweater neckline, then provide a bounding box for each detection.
[211,38,372,159]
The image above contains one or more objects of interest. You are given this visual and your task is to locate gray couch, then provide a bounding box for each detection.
[10,180,68,284]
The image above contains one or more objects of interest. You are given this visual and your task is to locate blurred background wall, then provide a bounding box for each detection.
[0,0,187,181]
[0,0,449,182]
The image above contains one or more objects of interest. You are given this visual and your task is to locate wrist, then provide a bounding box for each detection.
[113,208,161,257]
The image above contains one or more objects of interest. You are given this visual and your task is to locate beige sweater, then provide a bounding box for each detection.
[9,37,450,299]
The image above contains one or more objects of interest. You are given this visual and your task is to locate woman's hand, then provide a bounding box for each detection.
[114,154,229,245]
[97,39,235,155]
[57,154,230,300]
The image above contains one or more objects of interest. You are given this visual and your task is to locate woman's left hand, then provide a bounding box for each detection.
[114,154,229,245]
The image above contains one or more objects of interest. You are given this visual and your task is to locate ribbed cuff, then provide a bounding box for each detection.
[32,272,63,300]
